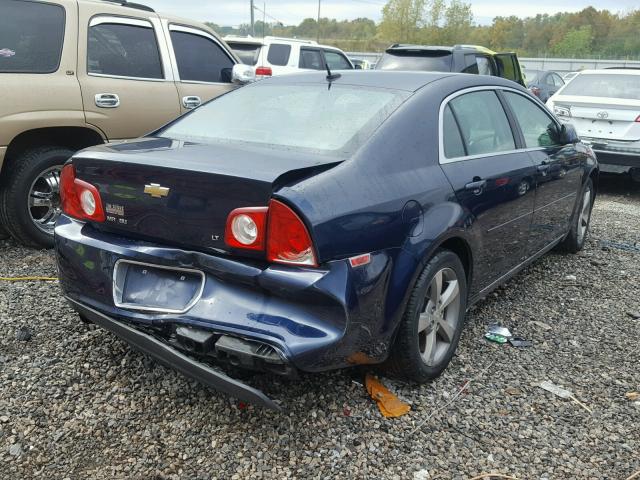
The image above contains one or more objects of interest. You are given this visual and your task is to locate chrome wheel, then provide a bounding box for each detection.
[28,166,62,235]
[577,186,592,243]
[417,267,461,367]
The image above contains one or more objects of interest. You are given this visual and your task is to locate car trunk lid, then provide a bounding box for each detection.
[554,95,640,141]
[72,137,340,253]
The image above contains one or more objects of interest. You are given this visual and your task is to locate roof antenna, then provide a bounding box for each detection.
[325,62,341,82]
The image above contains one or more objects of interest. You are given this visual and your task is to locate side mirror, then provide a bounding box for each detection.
[231,64,256,84]
[560,123,580,144]
[354,64,362,70]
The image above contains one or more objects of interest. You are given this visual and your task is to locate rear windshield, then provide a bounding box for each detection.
[376,51,452,72]
[560,73,640,100]
[160,84,409,155]
[228,42,262,66]
[0,0,65,73]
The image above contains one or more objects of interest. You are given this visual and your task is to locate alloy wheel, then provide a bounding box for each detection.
[417,267,462,367]
[28,166,62,235]
[577,186,592,243]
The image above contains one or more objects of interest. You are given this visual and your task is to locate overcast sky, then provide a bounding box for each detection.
[142,0,639,26]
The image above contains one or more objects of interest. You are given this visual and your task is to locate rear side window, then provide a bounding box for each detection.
[299,48,324,70]
[0,0,65,73]
[88,22,163,79]
[267,43,291,66]
[442,106,466,158]
[171,30,234,83]
[324,50,352,70]
[228,42,261,66]
[503,92,560,148]
[448,91,515,156]
[476,56,494,76]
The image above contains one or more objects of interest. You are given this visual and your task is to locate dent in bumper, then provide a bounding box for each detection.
[69,297,281,410]
[54,216,401,372]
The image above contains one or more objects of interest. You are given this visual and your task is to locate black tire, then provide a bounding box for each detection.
[385,249,468,383]
[0,146,74,248]
[0,223,9,240]
[559,178,594,254]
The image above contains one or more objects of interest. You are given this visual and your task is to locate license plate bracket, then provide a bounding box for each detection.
[113,260,205,314]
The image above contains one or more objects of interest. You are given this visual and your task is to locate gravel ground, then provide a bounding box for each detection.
[1,174,639,480]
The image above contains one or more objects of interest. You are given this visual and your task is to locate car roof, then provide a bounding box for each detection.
[257,70,521,93]
[385,44,497,55]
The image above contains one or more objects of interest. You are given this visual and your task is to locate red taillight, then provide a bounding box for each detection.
[224,199,318,267]
[60,164,105,222]
[529,86,541,97]
[267,199,317,266]
[635,115,640,123]
[224,207,268,250]
[255,66,272,76]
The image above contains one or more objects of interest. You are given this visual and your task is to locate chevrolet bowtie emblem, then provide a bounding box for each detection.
[144,183,170,198]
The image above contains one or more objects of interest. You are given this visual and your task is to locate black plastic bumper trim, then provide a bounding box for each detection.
[66,298,281,410]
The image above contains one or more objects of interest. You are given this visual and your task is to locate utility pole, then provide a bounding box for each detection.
[316,0,321,42]
[250,0,255,36]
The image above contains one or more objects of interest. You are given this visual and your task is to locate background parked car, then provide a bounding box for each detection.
[547,69,640,183]
[524,69,565,102]
[0,0,252,248]
[224,35,354,78]
[375,44,525,86]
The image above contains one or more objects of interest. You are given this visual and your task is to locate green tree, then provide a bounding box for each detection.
[552,25,593,57]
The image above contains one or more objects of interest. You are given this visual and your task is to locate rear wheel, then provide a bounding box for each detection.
[0,146,73,248]
[385,250,467,382]
[559,178,594,253]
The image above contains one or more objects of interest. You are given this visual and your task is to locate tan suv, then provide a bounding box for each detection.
[0,0,251,247]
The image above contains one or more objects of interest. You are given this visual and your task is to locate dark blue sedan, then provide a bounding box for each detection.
[55,71,598,409]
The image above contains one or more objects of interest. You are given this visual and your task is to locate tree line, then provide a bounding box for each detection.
[208,2,640,59]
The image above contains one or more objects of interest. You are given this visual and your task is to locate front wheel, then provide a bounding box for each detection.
[559,178,594,254]
[385,250,468,383]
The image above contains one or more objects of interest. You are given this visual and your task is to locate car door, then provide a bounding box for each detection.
[165,24,237,114]
[495,53,525,86]
[501,90,583,255]
[77,8,181,140]
[439,89,537,289]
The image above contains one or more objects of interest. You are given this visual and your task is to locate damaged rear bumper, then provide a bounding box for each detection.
[69,297,282,410]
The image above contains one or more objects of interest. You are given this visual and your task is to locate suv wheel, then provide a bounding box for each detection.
[0,146,74,248]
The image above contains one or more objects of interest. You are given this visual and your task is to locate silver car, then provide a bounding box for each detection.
[547,69,640,182]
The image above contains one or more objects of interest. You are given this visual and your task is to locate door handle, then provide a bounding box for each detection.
[465,179,486,194]
[95,93,120,108]
[182,96,202,109]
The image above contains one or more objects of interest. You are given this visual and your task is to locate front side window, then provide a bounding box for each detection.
[0,0,65,73]
[299,48,324,70]
[324,50,352,70]
[160,84,409,155]
[267,43,291,66]
[88,22,163,79]
[448,91,515,156]
[171,30,234,83]
[476,56,494,76]
[503,91,560,148]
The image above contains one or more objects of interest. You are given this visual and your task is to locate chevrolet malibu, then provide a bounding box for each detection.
[55,71,598,409]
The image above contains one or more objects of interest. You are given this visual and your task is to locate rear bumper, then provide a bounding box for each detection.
[581,138,640,167]
[69,298,281,410]
[55,216,403,375]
